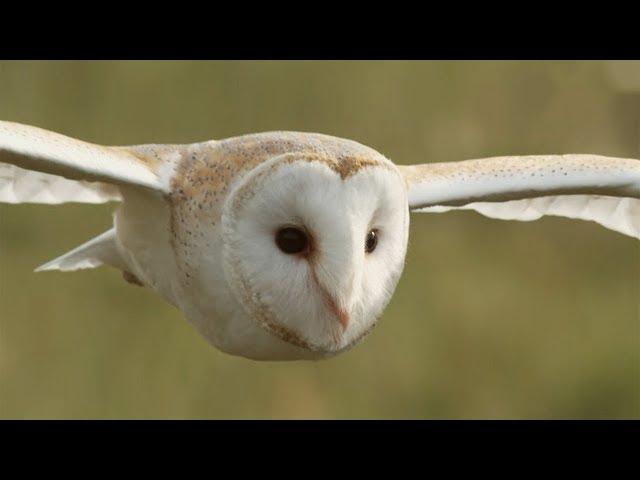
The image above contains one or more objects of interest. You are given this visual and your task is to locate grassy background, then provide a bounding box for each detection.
[0,61,638,418]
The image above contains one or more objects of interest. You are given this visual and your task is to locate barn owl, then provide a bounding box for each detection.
[1,121,638,361]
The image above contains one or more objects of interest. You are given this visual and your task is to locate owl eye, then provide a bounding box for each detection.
[275,227,309,255]
[365,229,378,253]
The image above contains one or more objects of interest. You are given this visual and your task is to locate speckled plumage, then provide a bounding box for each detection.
[1,120,638,361]
[155,133,394,290]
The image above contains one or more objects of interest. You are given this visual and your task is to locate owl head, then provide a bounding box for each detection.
[221,152,410,357]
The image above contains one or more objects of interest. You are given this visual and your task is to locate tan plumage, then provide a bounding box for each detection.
[1,120,638,360]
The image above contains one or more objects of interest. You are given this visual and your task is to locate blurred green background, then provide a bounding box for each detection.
[0,61,638,419]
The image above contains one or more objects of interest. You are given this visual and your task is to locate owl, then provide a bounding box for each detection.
[1,121,638,360]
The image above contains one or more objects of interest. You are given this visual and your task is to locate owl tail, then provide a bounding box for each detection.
[34,228,127,273]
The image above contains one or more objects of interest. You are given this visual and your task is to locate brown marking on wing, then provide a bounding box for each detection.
[111,145,162,171]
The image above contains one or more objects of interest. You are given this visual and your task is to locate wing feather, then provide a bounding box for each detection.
[0,121,164,203]
[0,163,121,204]
[399,154,640,239]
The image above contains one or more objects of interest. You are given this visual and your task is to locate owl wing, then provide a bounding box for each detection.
[0,120,165,204]
[398,154,640,239]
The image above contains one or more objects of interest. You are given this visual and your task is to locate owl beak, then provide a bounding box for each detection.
[321,291,350,331]
[336,307,350,330]
[318,286,351,331]
[329,274,357,332]
[311,270,352,332]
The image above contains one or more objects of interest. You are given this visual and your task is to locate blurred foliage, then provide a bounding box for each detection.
[0,61,638,419]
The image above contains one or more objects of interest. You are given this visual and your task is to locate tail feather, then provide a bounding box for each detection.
[35,228,127,272]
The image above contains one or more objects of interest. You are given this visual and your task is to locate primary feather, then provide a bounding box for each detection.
[400,154,640,239]
[0,163,121,204]
[419,195,640,239]
[0,120,164,198]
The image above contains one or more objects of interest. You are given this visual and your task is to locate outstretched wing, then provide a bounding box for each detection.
[0,120,165,203]
[398,154,640,239]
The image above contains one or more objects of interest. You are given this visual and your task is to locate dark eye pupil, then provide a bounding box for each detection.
[365,229,378,253]
[275,227,309,254]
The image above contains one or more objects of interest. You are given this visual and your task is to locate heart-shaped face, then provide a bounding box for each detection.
[221,153,410,355]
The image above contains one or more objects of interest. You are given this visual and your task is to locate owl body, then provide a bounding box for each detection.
[2,120,637,362]
[114,132,410,360]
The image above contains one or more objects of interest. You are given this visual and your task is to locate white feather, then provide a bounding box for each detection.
[417,195,640,239]
[400,154,640,239]
[0,120,163,194]
[35,228,126,272]
[0,163,121,204]
[7,123,636,362]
